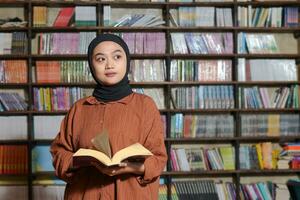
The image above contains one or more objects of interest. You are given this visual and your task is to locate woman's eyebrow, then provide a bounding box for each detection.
[94,49,123,57]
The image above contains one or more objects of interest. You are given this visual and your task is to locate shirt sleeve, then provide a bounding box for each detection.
[50,105,77,183]
[138,97,168,185]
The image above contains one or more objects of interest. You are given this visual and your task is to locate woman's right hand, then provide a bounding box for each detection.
[91,162,125,176]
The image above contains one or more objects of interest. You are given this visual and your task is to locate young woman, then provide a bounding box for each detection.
[50,33,167,200]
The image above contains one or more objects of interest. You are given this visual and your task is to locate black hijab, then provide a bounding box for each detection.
[88,34,132,102]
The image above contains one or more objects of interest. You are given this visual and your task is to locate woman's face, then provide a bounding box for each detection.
[92,41,127,86]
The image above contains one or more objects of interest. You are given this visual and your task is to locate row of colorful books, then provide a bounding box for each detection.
[171,145,235,171]
[241,114,300,137]
[238,7,298,27]
[0,32,296,56]
[104,6,165,27]
[279,143,300,170]
[0,32,27,55]
[35,60,94,83]
[159,180,235,200]
[170,7,232,27]
[171,32,233,54]
[170,114,234,138]
[33,87,92,111]
[171,86,235,109]
[239,85,299,109]
[0,145,28,175]
[129,59,166,82]
[33,6,96,27]
[32,32,96,55]
[239,143,279,170]
[170,60,232,82]
[238,33,297,54]
[0,60,27,83]
[0,92,28,111]
[237,59,297,82]
[117,32,166,54]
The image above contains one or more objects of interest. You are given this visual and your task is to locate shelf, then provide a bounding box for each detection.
[238,169,300,176]
[0,83,29,88]
[237,54,300,59]
[0,27,28,31]
[165,137,236,144]
[162,170,237,177]
[165,136,300,143]
[237,1,300,7]
[168,109,238,113]
[163,169,300,177]
[31,27,99,32]
[236,81,300,86]
[0,55,29,59]
[236,27,300,33]
[238,108,300,113]
[0,140,28,145]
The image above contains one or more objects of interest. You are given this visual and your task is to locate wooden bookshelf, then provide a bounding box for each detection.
[0,0,299,199]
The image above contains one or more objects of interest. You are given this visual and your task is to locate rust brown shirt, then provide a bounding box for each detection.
[50,92,167,200]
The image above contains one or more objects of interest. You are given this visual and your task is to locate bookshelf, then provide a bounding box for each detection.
[0,0,299,199]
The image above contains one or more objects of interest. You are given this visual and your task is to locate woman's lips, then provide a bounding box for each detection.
[105,72,117,77]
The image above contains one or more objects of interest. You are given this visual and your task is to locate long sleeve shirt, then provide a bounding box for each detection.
[50,92,168,200]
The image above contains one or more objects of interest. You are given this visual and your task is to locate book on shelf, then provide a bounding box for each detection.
[0,7,26,27]
[172,180,232,200]
[75,6,96,26]
[35,60,94,83]
[0,32,27,55]
[239,85,299,109]
[0,186,28,200]
[34,115,64,140]
[33,185,65,200]
[73,131,152,167]
[170,60,232,82]
[171,86,234,109]
[130,60,166,82]
[171,32,233,54]
[241,114,300,137]
[32,145,55,172]
[0,116,27,140]
[0,60,27,83]
[172,7,232,27]
[0,145,28,175]
[170,114,234,138]
[279,143,300,170]
[115,32,166,54]
[238,33,297,54]
[0,92,28,111]
[53,7,74,27]
[240,142,281,170]
[31,32,96,55]
[33,87,93,111]
[238,59,297,82]
[171,145,235,171]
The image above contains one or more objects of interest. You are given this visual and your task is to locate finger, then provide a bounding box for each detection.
[119,162,127,167]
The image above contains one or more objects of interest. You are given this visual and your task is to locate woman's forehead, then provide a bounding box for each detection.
[93,41,125,53]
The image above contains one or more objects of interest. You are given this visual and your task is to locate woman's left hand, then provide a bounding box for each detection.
[91,161,145,176]
[114,161,145,176]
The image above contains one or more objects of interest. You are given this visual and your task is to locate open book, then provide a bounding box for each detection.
[73,143,153,167]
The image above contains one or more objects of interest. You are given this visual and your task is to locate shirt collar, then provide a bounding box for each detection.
[85,93,133,105]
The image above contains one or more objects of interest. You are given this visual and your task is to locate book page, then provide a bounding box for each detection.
[111,143,153,165]
[73,149,112,166]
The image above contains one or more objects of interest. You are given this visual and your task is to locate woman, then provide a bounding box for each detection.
[50,33,167,200]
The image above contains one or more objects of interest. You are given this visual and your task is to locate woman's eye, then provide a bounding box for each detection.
[96,57,105,62]
[114,55,121,60]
